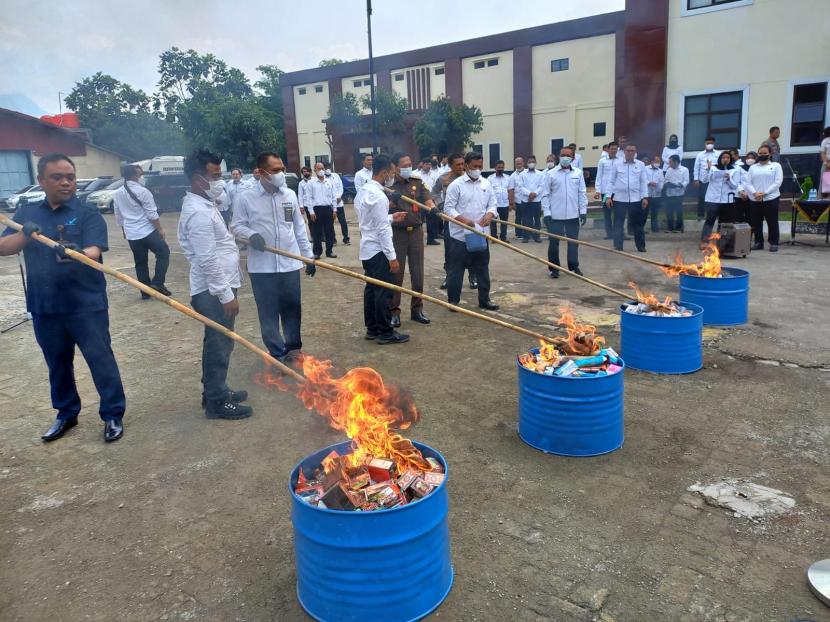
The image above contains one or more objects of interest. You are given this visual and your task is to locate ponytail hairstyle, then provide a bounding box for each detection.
[122,164,143,205]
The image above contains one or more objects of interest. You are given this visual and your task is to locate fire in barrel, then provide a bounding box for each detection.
[619,282,704,374]
[661,234,749,326]
[260,356,453,622]
[517,308,624,456]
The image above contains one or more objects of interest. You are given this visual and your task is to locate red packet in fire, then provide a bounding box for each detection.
[368,458,395,483]
[410,477,434,498]
[396,468,423,492]
[423,472,445,487]
[426,457,444,473]
[375,484,405,508]
[343,465,371,490]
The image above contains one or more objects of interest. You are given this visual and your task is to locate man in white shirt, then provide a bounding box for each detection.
[508,156,526,240]
[644,156,665,232]
[417,159,441,245]
[663,155,690,233]
[354,154,408,344]
[325,165,349,245]
[541,146,588,279]
[488,160,511,241]
[303,162,337,259]
[297,167,312,215]
[113,164,170,299]
[354,153,373,191]
[517,155,545,243]
[568,143,584,170]
[443,151,499,310]
[178,149,251,420]
[694,137,720,219]
[231,152,315,362]
[593,141,619,240]
[225,168,248,212]
[607,144,649,252]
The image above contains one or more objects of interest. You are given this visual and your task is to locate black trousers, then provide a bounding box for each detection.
[545,217,580,272]
[648,197,663,232]
[32,310,126,421]
[735,197,751,223]
[489,206,510,239]
[127,229,170,288]
[665,195,684,231]
[750,197,780,246]
[515,203,527,238]
[362,252,395,337]
[335,205,349,242]
[443,224,471,275]
[191,289,237,402]
[701,202,737,240]
[427,209,441,242]
[613,201,646,250]
[526,201,542,239]
[446,236,491,306]
[311,206,335,256]
[601,198,613,237]
[697,183,708,218]
[250,271,302,359]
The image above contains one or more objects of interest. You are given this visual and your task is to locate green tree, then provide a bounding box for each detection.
[327,92,362,133]
[254,64,286,158]
[318,58,346,67]
[413,96,483,155]
[361,88,407,136]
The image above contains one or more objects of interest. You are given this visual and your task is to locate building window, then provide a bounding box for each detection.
[550,138,564,155]
[487,58,499,67]
[353,80,362,88]
[682,0,752,16]
[394,74,404,82]
[474,58,498,70]
[551,58,569,72]
[304,156,311,168]
[488,143,501,168]
[791,82,828,147]
[472,144,483,156]
[683,91,743,151]
[474,61,485,70]
[593,122,607,137]
[315,155,330,165]
[687,0,742,9]
[298,87,306,95]
[314,85,323,93]
[434,67,445,76]
[363,79,372,87]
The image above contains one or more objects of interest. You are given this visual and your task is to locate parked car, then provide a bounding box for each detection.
[10,185,46,211]
[340,174,356,202]
[142,173,189,212]
[75,179,95,192]
[88,179,124,213]
[4,184,37,211]
[285,172,299,195]
[78,176,115,206]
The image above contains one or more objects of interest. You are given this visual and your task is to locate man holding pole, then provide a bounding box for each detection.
[232,152,315,364]
[178,149,252,420]
[0,153,125,442]
[353,154,409,344]
[541,146,588,279]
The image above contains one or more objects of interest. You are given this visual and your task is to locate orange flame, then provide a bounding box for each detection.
[628,281,677,314]
[258,354,430,473]
[660,234,722,277]
[555,306,605,355]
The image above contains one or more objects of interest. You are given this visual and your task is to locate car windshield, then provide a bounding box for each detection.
[75,180,94,191]
[14,185,34,194]
[84,178,113,192]
[29,186,43,192]
[104,179,124,190]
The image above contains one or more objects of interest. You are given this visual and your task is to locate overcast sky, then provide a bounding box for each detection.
[0,0,622,114]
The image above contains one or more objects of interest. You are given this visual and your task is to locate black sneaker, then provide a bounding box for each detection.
[469,278,478,290]
[202,389,248,408]
[440,279,448,290]
[769,244,778,252]
[571,267,584,276]
[365,331,378,340]
[343,239,351,245]
[205,399,253,419]
[151,284,172,296]
[752,242,763,250]
[549,271,559,279]
[376,331,410,345]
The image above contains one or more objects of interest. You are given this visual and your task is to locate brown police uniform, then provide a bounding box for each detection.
[388,175,433,316]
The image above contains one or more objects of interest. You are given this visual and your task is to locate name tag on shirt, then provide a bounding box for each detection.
[282,202,295,221]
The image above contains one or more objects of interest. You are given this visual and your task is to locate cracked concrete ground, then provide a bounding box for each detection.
[1,210,829,622]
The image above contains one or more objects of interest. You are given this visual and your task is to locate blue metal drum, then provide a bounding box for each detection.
[289,441,453,622]
[679,267,749,326]
[517,353,625,456]
[619,301,704,374]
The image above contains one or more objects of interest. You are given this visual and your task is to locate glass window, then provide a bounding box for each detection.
[314,85,323,93]
[473,144,483,156]
[474,61,485,70]
[487,58,498,67]
[550,138,564,155]
[551,58,569,72]
[298,87,306,95]
[304,156,311,168]
[363,79,372,87]
[683,91,743,151]
[434,67,445,76]
[791,82,827,147]
[394,74,404,82]
[488,144,500,167]
[593,122,607,137]
[353,80,362,88]
[688,0,743,9]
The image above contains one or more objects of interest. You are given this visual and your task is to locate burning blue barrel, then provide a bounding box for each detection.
[517,353,625,456]
[619,301,704,374]
[679,267,749,326]
[289,441,453,622]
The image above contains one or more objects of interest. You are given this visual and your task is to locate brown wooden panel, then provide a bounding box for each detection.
[513,45,533,160]
[281,85,300,172]
[444,57,462,105]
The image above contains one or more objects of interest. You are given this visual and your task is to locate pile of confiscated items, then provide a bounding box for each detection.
[518,346,623,378]
[625,281,693,317]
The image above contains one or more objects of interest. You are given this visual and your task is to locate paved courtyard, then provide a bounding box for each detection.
[1,209,829,621]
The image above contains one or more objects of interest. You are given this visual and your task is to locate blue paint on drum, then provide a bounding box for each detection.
[619,301,704,374]
[517,353,625,456]
[679,267,749,326]
[289,441,453,622]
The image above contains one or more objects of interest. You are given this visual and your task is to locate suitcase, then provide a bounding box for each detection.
[717,222,752,258]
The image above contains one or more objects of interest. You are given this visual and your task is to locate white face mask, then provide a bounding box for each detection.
[316,169,325,178]
[200,176,224,200]
[559,157,572,168]
[467,169,481,180]
[399,167,412,178]
[745,158,756,166]
[705,143,714,151]
[383,175,395,187]
[265,172,286,189]
[527,162,536,170]
[546,161,556,169]
[324,170,331,177]
[137,176,146,186]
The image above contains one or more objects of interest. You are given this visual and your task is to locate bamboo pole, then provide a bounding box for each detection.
[246,240,559,344]
[493,218,672,269]
[0,214,305,383]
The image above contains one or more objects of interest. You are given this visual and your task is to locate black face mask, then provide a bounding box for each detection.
[669,139,678,147]
[758,154,770,162]
[303,174,311,179]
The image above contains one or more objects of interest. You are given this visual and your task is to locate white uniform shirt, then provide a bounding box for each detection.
[326,172,344,207]
[644,165,665,198]
[663,165,690,197]
[443,173,498,242]
[178,191,242,304]
[607,158,649,203]
[354,167,373,191]
[541,166,588,219]
[230,182,313,273]
[573,153,584,170]
[113,180,159,240]
[507,169,524,201]
[694,149,721,181]
[700,165,739,203]
[661,145,683,170]
[594,156,618,195]
[516,168,545,203]
[743,162,784,201]
[297,179,310,209]
[354,179,396,261]
[488,172,510,207]
[302,177,335,215]
[225,179,248,209]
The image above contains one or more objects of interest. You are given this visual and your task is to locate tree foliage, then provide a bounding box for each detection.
[327,93,362,133]
[361,88,407,135]
[318,58,346,67]
[413,96,484,154]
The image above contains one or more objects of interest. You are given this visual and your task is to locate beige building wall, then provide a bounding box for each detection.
[341,75,375,114]
[463,50,514,169]
[666,0,830,156]
[294,83,331,165]
[33,146,122,179]
[531,34,615,168]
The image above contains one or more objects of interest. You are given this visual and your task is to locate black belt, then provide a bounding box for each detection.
[313,205,331,208]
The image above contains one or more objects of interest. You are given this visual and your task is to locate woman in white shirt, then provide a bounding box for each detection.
[700,151,739,242]
[733,150,756,223]
[661,134,683,171]
[820,126,830,198]
[743,145,783,252]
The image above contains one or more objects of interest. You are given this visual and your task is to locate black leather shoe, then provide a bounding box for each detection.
[752,242,763,250]
[440,279,448,290]
[469,278,478,290]
[365,331,378,340]
[571,267,584,276]
[390,315,401,328]
[637,247,647,252]
[41,417,77,442]
[206,400,253,419]
[426,240,440,246]
[140,292,151,300]
[343,239,350,245]
[151,284,172,296]
[549,271,559,279]
[376,331,410,345]
[411,311,430,324]
[201,389,248,408]
[104,417,123,442]
[479,300,500,311]
[325,252,338,258]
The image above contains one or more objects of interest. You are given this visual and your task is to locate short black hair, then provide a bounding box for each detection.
[362,153,373,163]
[373,153,394,175]
[184,148,222,180]
[669,154,681,163]
[568,143,577,148]
[256,151,282,169]
[560,146,575,156]
[705,136,715,142]
[464,151,483,165]
[526,154,537,161]
[769,126,780,133]
[122,164,142,179]
[231,168,243,175]
[495,160,505,166]
[392,152,409,166]
[448,153,464,165]
[37,153,75,176]
[608,141,618,148]
[301,166,311,173]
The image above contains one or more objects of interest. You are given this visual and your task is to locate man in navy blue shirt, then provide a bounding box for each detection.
[0,153,125,442]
